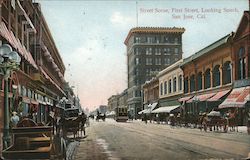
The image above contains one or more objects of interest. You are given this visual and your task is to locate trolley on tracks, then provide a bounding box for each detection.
[115,107,128,122]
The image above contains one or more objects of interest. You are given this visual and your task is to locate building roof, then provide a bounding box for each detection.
[124,27,185,45]
[158,59,183,78]
[234,11,249,40]
[181,33,233,67]
[142,77,159,88]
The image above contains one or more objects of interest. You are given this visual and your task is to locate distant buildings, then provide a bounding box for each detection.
[124,27,185,119]
[107,95,119,111]
[99,105,108,114]
[107,89,128,111]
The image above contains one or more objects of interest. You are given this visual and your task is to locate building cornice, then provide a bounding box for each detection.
[157,59,183,78]
[124,27,185,45]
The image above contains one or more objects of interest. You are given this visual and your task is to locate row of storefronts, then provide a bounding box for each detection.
[0,0,82,154]
[141,11,250,125]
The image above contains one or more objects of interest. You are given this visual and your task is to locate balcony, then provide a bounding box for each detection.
[31,73,43,82]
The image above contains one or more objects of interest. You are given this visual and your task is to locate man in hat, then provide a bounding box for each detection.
[10,111,20,127]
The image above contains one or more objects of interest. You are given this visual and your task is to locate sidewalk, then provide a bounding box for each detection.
[73,125,110,160]
[74,138,109,160]
[130,119,249,134]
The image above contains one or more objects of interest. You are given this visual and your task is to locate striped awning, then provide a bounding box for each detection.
[219,87,250,108]
[207,90,231,101]
[187,93,215,103]
[178,96,193,102]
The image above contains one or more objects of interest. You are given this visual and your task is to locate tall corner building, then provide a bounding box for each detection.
[124,27,185,119]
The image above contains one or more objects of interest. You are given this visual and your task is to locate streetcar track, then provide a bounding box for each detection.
[94,122,214,159]
[134,121,249,144]
[107,121,247,159]
[123,121,249,146]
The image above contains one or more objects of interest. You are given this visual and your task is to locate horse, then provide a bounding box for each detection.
[79,113,87,137]
[227,109,238,132]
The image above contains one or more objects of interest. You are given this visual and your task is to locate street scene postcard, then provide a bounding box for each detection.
[0,0,249,160]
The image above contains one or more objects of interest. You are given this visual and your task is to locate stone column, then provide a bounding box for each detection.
[245,44,249,78]
[220,65,223,86]
[210,68,213,88]
[202,72,205,90]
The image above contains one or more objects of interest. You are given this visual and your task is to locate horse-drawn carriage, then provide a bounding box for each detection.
[61,108,86,138]
[2,118,66,160]
[201,111,227,132]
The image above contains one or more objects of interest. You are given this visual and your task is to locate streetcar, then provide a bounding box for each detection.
[115,107,128,122]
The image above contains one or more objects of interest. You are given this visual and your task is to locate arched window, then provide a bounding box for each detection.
[213,65,220,87]
[190,74,195,92]
[179,75,182,91]
[197,72,202,90]
[184,77,188,93]
[173,77,177,92]
[160,83,163,96]
[169,79,172,93]
[164,81,167,95]
[238,47,246,80]
[223,61,231,84]
[204,69,211,89]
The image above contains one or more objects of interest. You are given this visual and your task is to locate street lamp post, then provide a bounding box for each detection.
[0,44,21,149]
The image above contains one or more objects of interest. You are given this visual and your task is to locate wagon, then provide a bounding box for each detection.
[2,125,66,159]
[204,111,227,132]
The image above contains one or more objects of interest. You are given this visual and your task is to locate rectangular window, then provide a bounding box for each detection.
[164,81,167,95]
[173,78,177,92]
[135,48,139,55]
[155,58,161,65]
[146,48,152,55]
[155,48,161,55]
[134,68,139,75]
[146,69,150,76]
[164,36,169,43]
[179,75,183,91]
[164,48,167,55]
[174,48,179,54]
[135,37,140,43]
[149,48,152,55]
[169,80,172,93]
[146,58,152,65]
[135,58,139,65]
[156,37,160,43]
[147,37,153,43]
[160,83,163,96]
[164,58,170,65]
[184,77,188,93]
[146,48,149,55]
[174,37,179,44]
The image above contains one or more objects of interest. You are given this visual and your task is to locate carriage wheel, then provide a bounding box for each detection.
[53,136,66,160]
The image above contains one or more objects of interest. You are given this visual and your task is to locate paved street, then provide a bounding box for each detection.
[74,119,250,160]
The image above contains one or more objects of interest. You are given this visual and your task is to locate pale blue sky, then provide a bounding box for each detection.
[36,0,248,111]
